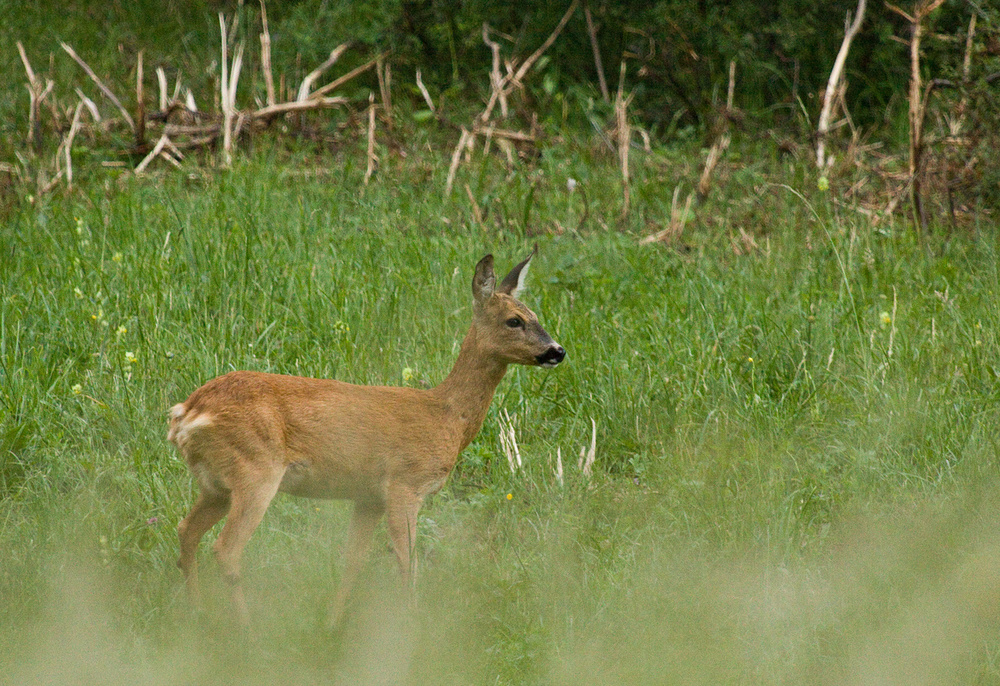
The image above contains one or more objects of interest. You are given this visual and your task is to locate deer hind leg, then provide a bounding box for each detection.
[330,499,385,628]
[211,474,282,624]
[386,487,423,593]
[177,490,231,606]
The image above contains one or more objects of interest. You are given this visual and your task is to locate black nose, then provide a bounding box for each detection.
[537,345,566,367]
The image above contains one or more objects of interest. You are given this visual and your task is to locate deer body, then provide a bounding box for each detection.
[168,250,564,624]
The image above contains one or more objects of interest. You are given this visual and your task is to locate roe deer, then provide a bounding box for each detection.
[168,248,565,624]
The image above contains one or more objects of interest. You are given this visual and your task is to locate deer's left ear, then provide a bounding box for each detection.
[497,244,537,298]
[473,254,496,305]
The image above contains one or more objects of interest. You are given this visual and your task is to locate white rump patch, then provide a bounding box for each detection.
[169,409,214,448]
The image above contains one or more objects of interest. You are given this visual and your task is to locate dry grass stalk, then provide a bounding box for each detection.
[364,92,377,185]
[817,0,866,170]
[584,1,610,102]
[578,418,596,477]
[697,60,736,201]
[259,0,276,108]
[464,184,485,226]
[60,41,135,131]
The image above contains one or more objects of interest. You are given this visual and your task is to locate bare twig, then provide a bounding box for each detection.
[297,44,349,101]
[60,41,135,130]
[364,92,377,185]
[17,42,54,150]
[61,101,86,192]
[584,1,610,102]
[136,50,146,148]
[376,53,393,125]
[445,127,473,197]
[309,55,380,100]
[615,61,634,219]
[252,96,348,121]
[74,88,100,122]
[483,25,509,118]
[697,60,736,201]
[511,0,580,85]
[415,68,436,113]
[817,0,866,169]
[259,0,276,107]
[134,133,172,175]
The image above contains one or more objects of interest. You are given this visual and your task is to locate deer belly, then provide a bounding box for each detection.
[278,459,377,500]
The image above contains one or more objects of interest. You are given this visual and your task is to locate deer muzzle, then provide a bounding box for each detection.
[536,344,566,368]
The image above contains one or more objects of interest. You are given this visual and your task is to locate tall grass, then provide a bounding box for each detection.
[2,137,1000,684]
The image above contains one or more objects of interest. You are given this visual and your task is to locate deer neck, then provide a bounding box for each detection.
[434,324,508,451]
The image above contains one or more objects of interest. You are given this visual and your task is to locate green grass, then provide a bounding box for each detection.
[2,129,1000,685]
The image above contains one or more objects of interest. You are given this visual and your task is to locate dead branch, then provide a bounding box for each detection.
[615,62,634,219]
[415,68,436,113]
[697,60,736,201]
[259,0,276,107]
[74,88,101,122]
[483,25,509,118]
[136,50,146,148]
[60,41,135,131]
[60,101,86,192]
[297,44,349,101]
[17,42,54,150]
[445,128,473,196]
[584,1,610,102]
[309,55,381,101]
[364,92,377,185]
[219,13,244,167]
[135,133,173,175]
[887,0,947,235]
[252,96,348,122]
[640,185,694,244]
[376,53,393,125]
[511,0,580,86]
[817,0,866,169]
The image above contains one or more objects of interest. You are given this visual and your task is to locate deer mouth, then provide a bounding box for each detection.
[536,345,566,368]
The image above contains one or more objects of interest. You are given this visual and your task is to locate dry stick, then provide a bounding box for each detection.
[74,88,101,121]
[136,50,146,148]
[376,54,393,126]
[464,184,485,226]
[951,13,976,136]
[308,56,380,100]
[615,62,633,220]
[511,0,580,86]
[17,42,53,150]
[584,1,610,102]
[482,24,509,118]
[697,60,736,201]
[259,0,276,107]
[60,41,135,131]
[156,67,169,111]
[817,0,866,170]
[887,0,946,236]
[135,133,171,174]
[364,92,377,185]
[253,96,348,122]
[297,44,349,101]
[61,101,85,192]
[447,3,579,197]
[445,127,472,196]
[415,68,436,113]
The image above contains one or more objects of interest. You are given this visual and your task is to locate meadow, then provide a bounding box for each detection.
[1,124,999,685]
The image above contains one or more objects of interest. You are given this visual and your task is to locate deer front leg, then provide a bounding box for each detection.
[386,487,423,593]
[330,499,385,628]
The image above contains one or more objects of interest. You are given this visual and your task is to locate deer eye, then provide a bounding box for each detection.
[506,316,524,329]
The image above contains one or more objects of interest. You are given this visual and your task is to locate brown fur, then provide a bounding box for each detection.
[168,250,564,625]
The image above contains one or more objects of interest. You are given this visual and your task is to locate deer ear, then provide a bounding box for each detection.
[472,254,496,304]
[497,244,537,298]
